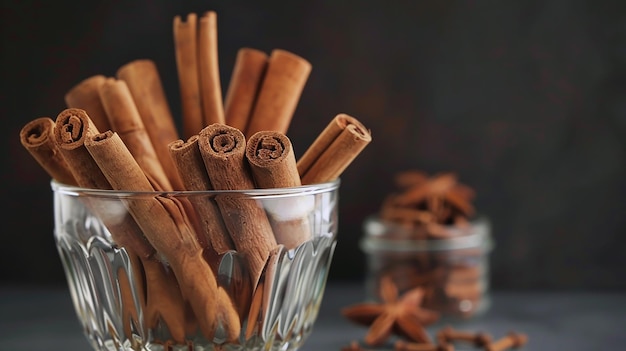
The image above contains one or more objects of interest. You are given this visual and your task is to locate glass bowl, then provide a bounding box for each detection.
[52,179,340,351]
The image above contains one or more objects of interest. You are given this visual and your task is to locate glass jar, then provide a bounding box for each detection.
[360,215,493,319]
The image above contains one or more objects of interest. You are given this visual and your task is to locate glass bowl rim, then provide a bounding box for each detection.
[51,178,340,199]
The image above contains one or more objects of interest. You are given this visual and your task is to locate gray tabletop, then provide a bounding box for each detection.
[1,283,624,350]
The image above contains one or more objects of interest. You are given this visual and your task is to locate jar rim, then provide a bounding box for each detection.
[360,215,493,252]
[51,178,340,199]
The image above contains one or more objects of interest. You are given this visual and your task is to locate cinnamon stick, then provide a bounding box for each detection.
[173,13,203,138]
[31,111,148,339]
[168,135,235,254]
[224,48,269,131]
[52,108,195,341]
[246,131,301,189]
[55,105,198,340]
[84,130,241,342]
[116,59,185,190]
[53,108,110,190]
[19,117,77,186]
[64,75,111,132]
[245,244,284,339]
[244,49,312,138]
[246,130,312,249]
[297,113,371,184]
[198,11,225,126]
[141,257,192,342]
[52,108,177,338]
[53,109,148,254]
[98,77,173,191]
[197,123,278,287]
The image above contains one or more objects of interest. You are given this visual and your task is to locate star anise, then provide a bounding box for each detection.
[341,276,440,346]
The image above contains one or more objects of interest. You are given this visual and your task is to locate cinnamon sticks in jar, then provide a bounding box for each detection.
[20,8,375,346]
[84,129,241,342]
[48,109,190,340]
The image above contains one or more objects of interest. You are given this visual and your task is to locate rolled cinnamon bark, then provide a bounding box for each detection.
[197,123,278,287]
[244,49,312,139]
[173,13,204,138]
[53,109,151,255]
[297,113,372,184]
[168,136,236,255]
[64,75,111,132]
[246,130,312,249]
[98,77,173,192]
[84,130,241,342]
[246,131,300,189]
[53,108,110,190]
[141,257,192,342]
[168,136,212,191]
[197,124,257,190]
[53,109,197,341]
[198,11,225,126]
[223,48,269,132]
[245,244,284,339]
[52,108,181,339]
[116,59,185,190]
[19,117,77,186]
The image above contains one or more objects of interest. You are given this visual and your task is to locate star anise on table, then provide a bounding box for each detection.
[341,276,440,346]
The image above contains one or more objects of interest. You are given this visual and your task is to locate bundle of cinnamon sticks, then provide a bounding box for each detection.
[19,10,371,344]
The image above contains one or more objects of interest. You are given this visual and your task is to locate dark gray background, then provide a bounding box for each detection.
[2,0,625,291]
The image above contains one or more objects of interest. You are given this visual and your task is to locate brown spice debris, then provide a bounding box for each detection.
[340,340,372,351]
